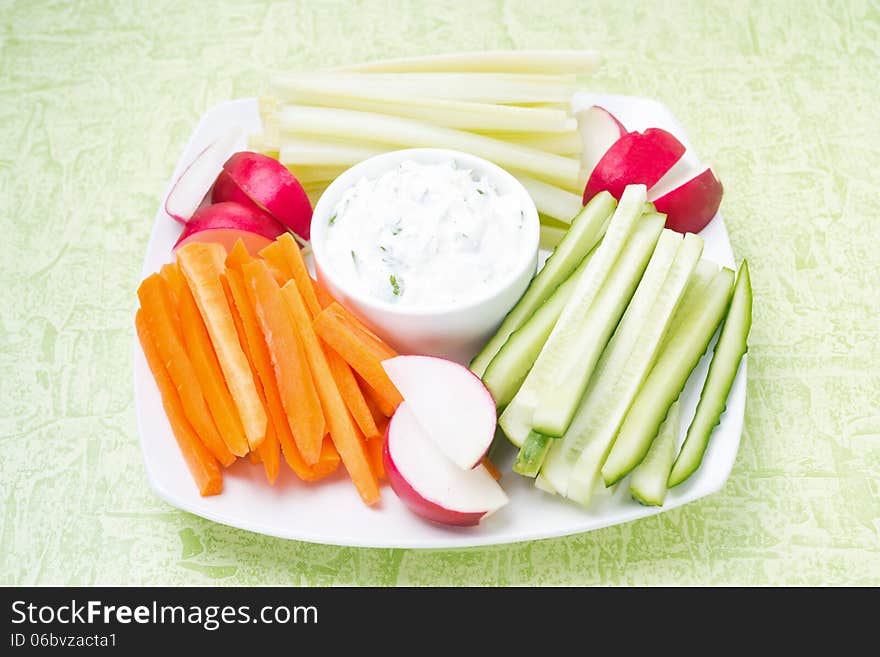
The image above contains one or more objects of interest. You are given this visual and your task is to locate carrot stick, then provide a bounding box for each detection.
[483,457,502,481]
[356,373,396,419]
[366,434,385,480]
[136,310,223,495]
[137,274,234,466]
[326,347,381,439]
[226,267,331,480]
[249,449,262,465]
[275,233,321,318]
[161,263,249,457]
[225,239,253,273]
[258,240,294,280]
[177,242,267,450]
[313,279,336,310]
[314,303,403,415]
[243,260,325,464]
[221,271,280,484]
[280,280,380,504]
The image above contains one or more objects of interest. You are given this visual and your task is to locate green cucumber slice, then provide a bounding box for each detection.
[469,192,616,377]
[541,229,692,495]
[482,248,595,410]
[599,267,735,487]
[560,233,703,504]
[630,399,682,506]
[668,260,752,487]
[499,202,661,447]
[659,258,718,351]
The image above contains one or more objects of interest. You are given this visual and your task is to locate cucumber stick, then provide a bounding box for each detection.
[520,215,664,468]
[659,258,717,351]
[482,249,594,410]
[560,233,703,503]
[600,267,735,486]
[668,260,752,487]
[513,431,553,476]
[499,198,659,447]
[541,230,695,496]
[532,186,652,436]
[469,191,616,377]
[629,399,681,506]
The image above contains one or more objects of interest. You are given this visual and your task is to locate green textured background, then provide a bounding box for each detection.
[2,0,879,586]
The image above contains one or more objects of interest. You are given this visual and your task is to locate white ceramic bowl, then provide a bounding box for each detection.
[310,148,540,363]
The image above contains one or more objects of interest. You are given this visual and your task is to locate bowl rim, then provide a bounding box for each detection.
[310,148,540,318]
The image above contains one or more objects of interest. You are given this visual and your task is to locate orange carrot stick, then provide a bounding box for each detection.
[221,271,280,484]
[275,233,321,318]
[137,274,234,466]
[243,260,325,464]
[258,240,294,280]
[366,434,385,480]
[314,303,402,416]
[483,457,502,481]
[227,267,330,480]
[326,347,381,439]
[136,310,223,495]
[280,281,379,505]
[313,278,336,310]
[162,263,250,457]
[249,449,262,465]
[177,242,267,450]
[356,373,396,419]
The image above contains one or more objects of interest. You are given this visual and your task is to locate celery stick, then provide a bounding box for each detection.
[278,139,385,167]
[514,174,583,223]
[272,73,578,104]
[271,84,575,133]
[470,192,615,378]
[560,233,703,503]
[539,224,567,250]
[599,268,735,486]
[284,165,346,185]
[275,106,580,188]
[484,131,583,155]
[336,50,600,75]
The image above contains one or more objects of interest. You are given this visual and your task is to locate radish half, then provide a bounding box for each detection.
[577,105,627,184]
[173,202,286,254]
[382,355,497,470]
[165,127,242,224]
[384,402,509,526]
[650,166,723,234]
[583,127,686,203]
[222,152,313,241]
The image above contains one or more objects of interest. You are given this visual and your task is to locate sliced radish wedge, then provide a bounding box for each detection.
[173,202,286,254]
[577,105,627,183]
[651,166,723,234]
[165,127,242,224]
[384,402,508,526]
[222,152,312,241]
[211,169,267,215]
[382,355,496,470]
[583,127,686,203]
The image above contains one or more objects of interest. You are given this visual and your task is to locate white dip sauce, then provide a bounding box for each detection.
[324,160,526,307]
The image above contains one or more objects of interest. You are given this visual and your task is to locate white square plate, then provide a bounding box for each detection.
[133,93,745,548]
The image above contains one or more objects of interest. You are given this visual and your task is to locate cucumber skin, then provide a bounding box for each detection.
[482,251,592,410]
[668,261,752,488]
[629,399,681,506]
[469,192,615,377]
[600,267,735,486]
[513,432,554,477]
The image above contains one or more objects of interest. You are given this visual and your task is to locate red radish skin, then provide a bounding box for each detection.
[211,170,268,215]
[223,152,313,241]
[165,128,242,224]
[383,431,485,527]
[583,128,686,204]
[653,167,723,234]
[173,202,286,254]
